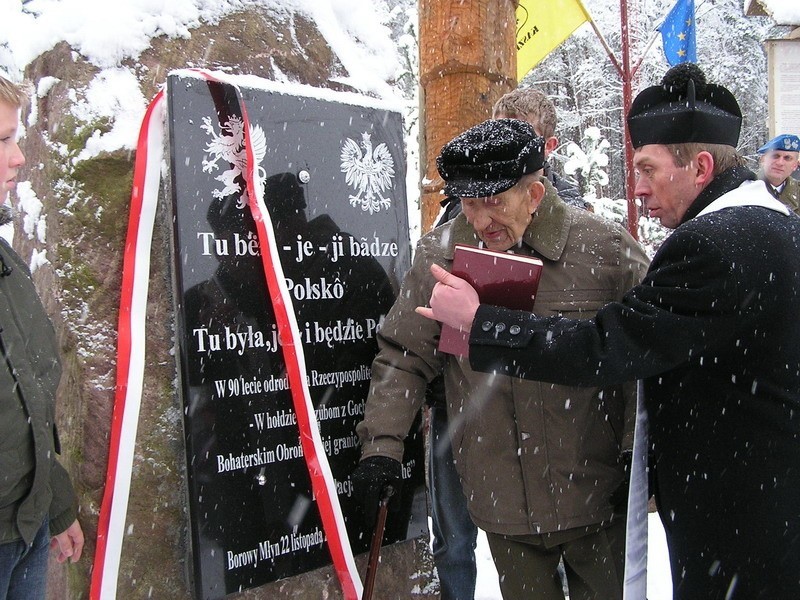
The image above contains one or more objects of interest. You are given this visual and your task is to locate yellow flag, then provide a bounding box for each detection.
[516,0,591,80]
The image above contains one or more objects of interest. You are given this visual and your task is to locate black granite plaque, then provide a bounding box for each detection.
[166,73,425,600]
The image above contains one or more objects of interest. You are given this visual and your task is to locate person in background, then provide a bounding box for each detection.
[418,63,800,599]
[353,118,649,600]
[492,88,587,209]
[757,133,799,214]
[0,75,83,599]
[426,87,596,600]
[435,88,585,227]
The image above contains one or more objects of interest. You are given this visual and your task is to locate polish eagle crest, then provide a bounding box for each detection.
[340,132,395,214]
[201,114,267,209]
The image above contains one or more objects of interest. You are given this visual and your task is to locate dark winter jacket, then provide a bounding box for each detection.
[357,178,649,536]
[547,164,584,208]
[0,239,77,545]
[468,169,800,598]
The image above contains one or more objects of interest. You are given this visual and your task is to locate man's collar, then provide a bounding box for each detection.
[522,177,571,261]
[681,166,756,224]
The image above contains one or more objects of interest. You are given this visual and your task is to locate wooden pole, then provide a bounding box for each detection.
[361,486,395,600]
[418,0,519,232]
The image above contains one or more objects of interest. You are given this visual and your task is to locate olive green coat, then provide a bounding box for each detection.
[0,239,77,545]
[357,180,649,536]
[759,170,800,215]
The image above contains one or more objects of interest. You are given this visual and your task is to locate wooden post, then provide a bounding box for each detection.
[418,0,519,232]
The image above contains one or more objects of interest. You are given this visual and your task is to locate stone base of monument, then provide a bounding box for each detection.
[18,8,433,599]
[232,538,437,599]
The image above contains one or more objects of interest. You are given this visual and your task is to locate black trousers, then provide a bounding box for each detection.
[485,519,625,600]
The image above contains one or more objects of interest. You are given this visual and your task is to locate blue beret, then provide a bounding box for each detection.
[757,134,800,154]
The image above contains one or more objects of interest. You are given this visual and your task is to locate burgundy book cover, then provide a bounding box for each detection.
[438,244,543,356]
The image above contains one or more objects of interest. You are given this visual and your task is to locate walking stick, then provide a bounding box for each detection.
[362,484,396,600]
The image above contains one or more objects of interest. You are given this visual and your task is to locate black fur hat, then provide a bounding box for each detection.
[627,63,742,148]
[437,119,546,198]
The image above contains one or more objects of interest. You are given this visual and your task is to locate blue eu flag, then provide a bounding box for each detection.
[658,0,696,66]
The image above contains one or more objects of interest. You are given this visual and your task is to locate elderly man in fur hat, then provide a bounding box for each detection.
[419,63,800,599]
[352,118,648,600]
[757,133,800,214]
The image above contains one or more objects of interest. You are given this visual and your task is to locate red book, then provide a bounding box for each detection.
[438,244,543,356]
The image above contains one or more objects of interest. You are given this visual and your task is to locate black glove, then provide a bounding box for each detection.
[351,456,403,527]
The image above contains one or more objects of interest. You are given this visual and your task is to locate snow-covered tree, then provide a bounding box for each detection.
[564,126,610,199]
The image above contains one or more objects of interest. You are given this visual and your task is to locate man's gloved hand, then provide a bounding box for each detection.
[351,456,403,527]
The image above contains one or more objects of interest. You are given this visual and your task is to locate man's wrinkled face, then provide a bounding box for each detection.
[634,144,699,229]
[760,150,799,188]
[460,183,536,251]
[0,102,25,203]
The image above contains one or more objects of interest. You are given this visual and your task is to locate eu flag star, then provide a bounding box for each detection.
[658,0,697,66]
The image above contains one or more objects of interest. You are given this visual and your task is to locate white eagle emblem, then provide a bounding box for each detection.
[340,132,395,214]
[201,114,267,208]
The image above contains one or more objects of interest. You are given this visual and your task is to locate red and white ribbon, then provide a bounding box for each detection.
[91,70,362,600]
[91,88,165,600]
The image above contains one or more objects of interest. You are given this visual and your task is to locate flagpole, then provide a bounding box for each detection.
[575,0,637,238]
[585,13,623,79]
[620,0,639,239]
[631,31,659,79]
